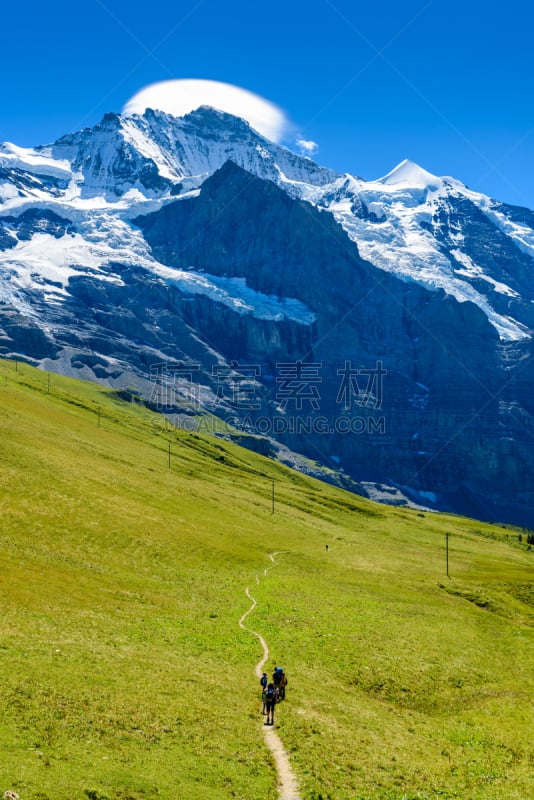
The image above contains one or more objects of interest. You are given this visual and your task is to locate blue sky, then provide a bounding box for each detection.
[2,0,532,208]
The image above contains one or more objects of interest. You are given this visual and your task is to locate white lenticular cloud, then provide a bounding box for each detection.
[296,137,319,156]
[122,79,291,143]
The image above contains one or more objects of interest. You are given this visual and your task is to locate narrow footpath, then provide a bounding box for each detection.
[238,552,302,800]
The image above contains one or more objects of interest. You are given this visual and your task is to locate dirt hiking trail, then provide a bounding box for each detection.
[238,552,302,800]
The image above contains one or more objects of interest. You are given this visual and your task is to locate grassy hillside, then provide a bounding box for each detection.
[0,359,532,800]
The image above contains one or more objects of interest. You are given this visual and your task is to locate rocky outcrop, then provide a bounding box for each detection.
[0,307,58,360]
[0,208,74,241]
[429,194,534,329]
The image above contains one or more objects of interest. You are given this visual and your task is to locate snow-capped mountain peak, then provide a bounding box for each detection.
[0,106,339,207]
[378,158,441,189]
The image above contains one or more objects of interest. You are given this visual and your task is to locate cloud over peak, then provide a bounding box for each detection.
[122,79,291,144]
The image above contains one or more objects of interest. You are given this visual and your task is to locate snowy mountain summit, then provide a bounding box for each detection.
[1,106,533,525]
[378,158,441,187]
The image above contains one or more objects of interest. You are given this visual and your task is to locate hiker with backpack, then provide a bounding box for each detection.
[273,666,283,690]
[264,682,276,726]
[273,666,288,698]
[260,672,268,714]
[280,670,288,700]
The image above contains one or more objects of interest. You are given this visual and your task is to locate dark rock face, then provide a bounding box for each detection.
[0,165,69,197]
[494,201,534,230]
[0,224,17,250]
[179,293,315,363]
[0,208,75,241]
[430,194,534,328]
[0,307,58,360]
[136,160,366,309]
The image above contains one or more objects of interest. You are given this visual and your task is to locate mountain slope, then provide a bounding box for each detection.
[0,358,533,800]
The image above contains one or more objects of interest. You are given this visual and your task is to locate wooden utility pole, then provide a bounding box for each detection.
[446,532,450,578]
[271,480,275,515]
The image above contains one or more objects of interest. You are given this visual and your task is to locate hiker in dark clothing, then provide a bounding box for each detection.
[280,670,288,699]
[260,672,268,714]
[264,682,276,726]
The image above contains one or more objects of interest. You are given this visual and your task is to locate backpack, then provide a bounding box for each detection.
[266,686,275,703]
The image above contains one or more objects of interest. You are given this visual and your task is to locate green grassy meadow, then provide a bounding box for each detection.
[0,358,532,800]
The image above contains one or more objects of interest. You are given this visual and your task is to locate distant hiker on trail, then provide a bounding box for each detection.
[326,543,329,552]
[264,682,276,726]
[260,672,268,714]
[273,666,286,702]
